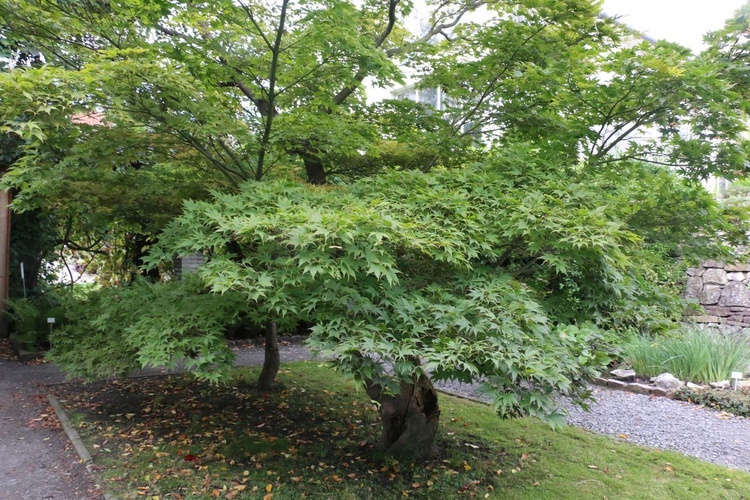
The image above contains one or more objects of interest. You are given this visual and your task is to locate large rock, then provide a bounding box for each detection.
[649,387,668,397]
[710,380,731,390]
[653,373,682,394]
[727,272,747,281]
[684,276,704,299]
[718,281,750,307]
[727,264,750,272]
[686,267,705,277]
[703,260,725,268]
[624,383,652,395]
[700,285,722,305]
[607,379,628,389]
[703,268,728,286]
[610,369,636,381]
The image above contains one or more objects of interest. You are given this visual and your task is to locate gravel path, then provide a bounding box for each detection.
[562,386,750,472]
[435,379,750,472]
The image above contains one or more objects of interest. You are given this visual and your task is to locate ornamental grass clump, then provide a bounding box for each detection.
[622,327,750,384]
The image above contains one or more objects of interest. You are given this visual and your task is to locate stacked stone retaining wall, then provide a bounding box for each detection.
[685,260,750,327]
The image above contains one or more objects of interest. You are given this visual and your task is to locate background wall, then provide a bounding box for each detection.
[684,260,750,328]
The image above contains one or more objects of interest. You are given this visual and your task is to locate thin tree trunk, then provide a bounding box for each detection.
[366,373,441,460]
[257,321,280,391]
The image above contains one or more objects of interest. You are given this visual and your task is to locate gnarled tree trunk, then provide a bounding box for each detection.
[257,321,279,391]
[366,373,441,460]
[302,154,327,185]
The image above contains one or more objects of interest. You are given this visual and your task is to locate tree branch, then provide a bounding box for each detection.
[256,0,290,179]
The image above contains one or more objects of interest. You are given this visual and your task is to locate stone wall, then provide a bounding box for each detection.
[685,260,750,327]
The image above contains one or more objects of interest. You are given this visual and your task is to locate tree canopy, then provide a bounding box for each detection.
[3,0,749,187]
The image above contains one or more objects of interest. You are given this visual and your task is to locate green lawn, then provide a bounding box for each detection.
[54,362,750,499]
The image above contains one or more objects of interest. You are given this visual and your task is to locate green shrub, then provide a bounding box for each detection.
[674,387,750,417]
[621,327,750,384]
[48,275,255,382]
[5,291,71,351]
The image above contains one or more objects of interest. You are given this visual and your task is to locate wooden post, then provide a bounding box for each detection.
[0,189,10,338]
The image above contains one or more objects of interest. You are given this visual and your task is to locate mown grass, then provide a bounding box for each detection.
[55,362,750,499]
[622,327,750,384]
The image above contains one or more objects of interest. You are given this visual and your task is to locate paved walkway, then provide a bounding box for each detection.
[0,342,313,500]
[0,358,98,499]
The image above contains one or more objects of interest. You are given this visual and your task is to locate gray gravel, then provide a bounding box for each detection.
[436,379,750,472]
[561,386,750,472]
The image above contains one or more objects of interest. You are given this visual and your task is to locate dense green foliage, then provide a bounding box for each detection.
[5,294,63,350]
[622,328,750,384]
[140,159,702,423]
[1,0,748,292]
[48,275,250,381]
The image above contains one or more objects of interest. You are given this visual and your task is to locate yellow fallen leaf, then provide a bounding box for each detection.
[265,484,273,493]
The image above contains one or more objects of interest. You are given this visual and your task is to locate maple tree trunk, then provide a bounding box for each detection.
[302,154,327,185]
[366,373,441,460]
[257,321,280,391]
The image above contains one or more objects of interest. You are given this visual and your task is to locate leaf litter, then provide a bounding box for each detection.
[53,366,505,498]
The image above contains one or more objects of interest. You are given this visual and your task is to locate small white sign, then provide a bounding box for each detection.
[47,317,55,324]
[732,371,743,379]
